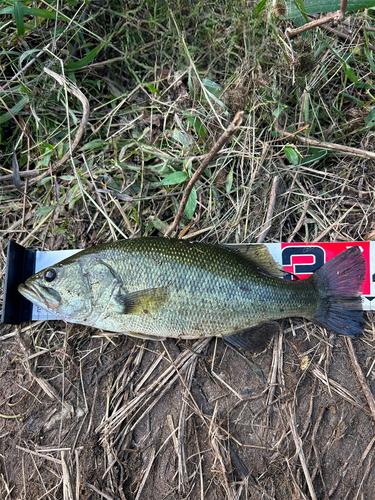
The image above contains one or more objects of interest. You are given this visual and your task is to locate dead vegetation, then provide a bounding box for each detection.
[1,1,375,498]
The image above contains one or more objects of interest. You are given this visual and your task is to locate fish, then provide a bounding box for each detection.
[18,238,366,352]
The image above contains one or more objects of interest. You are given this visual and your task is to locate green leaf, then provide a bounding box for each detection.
[172,129,192,147]
[185,186,197,219]
[39,143,54,167]
[342,62,359,84]
[184,113,207,139]
[273,103,286,119]
[286,0,375,19]
[69,194,82,209]
[365,108,375,128]
[0,7,14,15]
[203,88,226,108]
[187,72,193,94]
[65,45,103,70]
[160,171,187,186]
[201,78,226,107]
[226,167,234,194]
[0,95,29,124]
[341,92,364,106]
[291,0,309,21]
[53,226,67,236]
[80,139,108,151]
[364,45,375,74]
[300,149,327,165]
[35,206,55,218]
[202,78,222,97]
[284,146,300,165]
[14,2,25,36]
[143,82,160,95]
[23,7,57,19]
[19,49,41,67]
[149,218,169,232]
[38,177,52,186]
[253,0,267,16]
[0,3,63,36]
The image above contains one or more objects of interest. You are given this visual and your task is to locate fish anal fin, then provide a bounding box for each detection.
[116,287,168,315]
[224,321,279,353]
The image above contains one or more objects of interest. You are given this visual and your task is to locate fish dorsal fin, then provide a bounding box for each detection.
[224,244,286,278]
[116,287,169,315]
[224,321,279,352]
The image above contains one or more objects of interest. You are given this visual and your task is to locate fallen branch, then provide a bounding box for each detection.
[275,123,375,160]
[164,111,245,237]
[286,0,348,37]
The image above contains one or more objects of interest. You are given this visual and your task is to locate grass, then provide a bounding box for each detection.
[1,1,375,499]
[2,1,374,245]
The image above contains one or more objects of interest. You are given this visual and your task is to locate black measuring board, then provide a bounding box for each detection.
[1,240,36,324]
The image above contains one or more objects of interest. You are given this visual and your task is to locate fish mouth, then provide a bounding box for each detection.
[18,283,61,311]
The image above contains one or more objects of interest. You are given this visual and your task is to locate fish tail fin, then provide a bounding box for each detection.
[310,246,366,337]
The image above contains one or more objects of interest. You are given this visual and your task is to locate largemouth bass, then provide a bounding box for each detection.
[18,238,366,351]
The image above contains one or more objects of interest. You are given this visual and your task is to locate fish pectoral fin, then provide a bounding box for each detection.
[224,321,279,353]
[124,331,166,341]
[116,287,168,315]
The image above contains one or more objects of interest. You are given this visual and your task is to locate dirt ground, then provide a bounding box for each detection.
[1,315,375,499]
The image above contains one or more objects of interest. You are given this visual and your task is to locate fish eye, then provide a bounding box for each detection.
[44,268,57,282]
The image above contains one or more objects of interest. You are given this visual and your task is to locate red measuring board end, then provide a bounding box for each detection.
[280,242,371,295]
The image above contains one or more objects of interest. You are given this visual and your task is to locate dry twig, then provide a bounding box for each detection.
[312,366,365,410]
[288,406,317,500]
[286,0,348,37]
[15,329,77,429]
[257,176,279,243]
[178,359,198,493]
[61,451,75,500]
[165,111,245,237]
[345,338,375,423]
[84,482,113,500]
[276,124,375,160]
[43,67,90,170]
[96,338,211,438]
[134,448,156,500]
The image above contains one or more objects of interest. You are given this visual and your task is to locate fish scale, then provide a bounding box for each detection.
[18,238,366,344]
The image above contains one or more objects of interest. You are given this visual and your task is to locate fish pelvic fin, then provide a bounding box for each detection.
[116,287,169,315]
[123,331,166,341]
[310,246,366,337]
[224,322,279,352]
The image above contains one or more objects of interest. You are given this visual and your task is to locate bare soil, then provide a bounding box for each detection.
[1,317,375,499]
